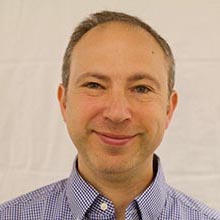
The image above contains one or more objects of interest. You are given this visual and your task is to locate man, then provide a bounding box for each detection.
[0,10,219,220]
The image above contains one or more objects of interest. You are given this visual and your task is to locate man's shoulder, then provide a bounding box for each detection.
[165,185,220,219]
[0,178,67,218]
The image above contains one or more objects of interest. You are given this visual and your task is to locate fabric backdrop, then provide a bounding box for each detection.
[0,0,220,211]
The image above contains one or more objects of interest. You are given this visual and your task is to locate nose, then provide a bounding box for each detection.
[103,92,132,123]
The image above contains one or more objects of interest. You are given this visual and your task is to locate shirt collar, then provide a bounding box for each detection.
[66,155,167,220]
[65,158,99,220]
[135,155,168,219]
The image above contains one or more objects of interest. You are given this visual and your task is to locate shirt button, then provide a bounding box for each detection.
[100,202,108,211]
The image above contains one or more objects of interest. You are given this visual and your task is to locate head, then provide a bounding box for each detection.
[62,10,175,97]
[58,11,178,180]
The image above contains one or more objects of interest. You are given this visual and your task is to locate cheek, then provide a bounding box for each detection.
[66,97,102,126]
[136,102,167,130]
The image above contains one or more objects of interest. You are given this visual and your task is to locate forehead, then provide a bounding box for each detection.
[73,21,164,56]
[70,22,168,83]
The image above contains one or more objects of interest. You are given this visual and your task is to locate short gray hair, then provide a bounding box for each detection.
[62,10,175,95]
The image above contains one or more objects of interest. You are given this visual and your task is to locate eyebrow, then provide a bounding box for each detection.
[75,72,161,89]
[75,72,110,84]
[127,73,161,90]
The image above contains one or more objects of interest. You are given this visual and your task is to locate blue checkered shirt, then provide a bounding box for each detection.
[0,156,220,220]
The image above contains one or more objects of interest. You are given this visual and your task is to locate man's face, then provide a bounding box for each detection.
[58,22,177,177]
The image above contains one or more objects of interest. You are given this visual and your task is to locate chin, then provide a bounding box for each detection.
[94,155,139,174]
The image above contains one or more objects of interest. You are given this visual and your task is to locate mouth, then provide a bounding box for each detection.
[94,131,137,146]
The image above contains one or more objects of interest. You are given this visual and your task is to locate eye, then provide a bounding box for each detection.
[83,82,104,89]
[133,85,151,94]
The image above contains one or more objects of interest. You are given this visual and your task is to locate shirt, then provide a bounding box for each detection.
[0,155,220,220]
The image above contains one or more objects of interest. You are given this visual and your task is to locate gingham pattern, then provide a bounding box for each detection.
[0,155,220,220]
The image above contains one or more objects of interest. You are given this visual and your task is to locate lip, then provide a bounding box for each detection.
[94,131,137,146]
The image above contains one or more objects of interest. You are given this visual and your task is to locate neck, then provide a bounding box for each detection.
[78,156,155,218]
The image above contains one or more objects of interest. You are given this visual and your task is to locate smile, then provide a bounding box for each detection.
[94,131,137,146]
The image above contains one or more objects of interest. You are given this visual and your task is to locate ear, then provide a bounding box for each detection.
[165,90,178,129]
[57,84,67,122]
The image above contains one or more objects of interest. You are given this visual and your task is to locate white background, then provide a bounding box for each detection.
[0,0,220,211]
